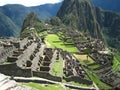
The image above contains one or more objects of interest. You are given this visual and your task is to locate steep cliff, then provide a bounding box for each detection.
[0,12,19,37]
[57,0,102,38]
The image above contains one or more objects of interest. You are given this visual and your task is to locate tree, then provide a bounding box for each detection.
[50,17,62,26]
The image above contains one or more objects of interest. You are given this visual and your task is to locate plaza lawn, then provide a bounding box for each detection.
[45,34,79,52]
[74,54,101,70]
[24,82,64,90]
[74,54,94,65]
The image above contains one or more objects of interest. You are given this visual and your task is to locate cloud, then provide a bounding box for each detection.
[0,0,62,6]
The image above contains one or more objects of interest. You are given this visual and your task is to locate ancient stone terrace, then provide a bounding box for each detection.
[75,39,105,53]
[101,72,120,87]
[0,37,62,81]
[0,37,32,63]
[89,52,111,65]
[16,42,38,68]
[0,35,97,89]
[0,43,16,64]
[92,39,105,51]
[61,51,93,85]
[76,42,92,53]
[31,43,45,71]
[88,50,120,88]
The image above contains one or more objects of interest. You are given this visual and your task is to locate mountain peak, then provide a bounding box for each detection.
[57,0,102,38]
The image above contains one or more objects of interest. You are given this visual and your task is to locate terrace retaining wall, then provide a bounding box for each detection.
[64,76,93,85]
[0,63,32,77]
[33,71,62,82]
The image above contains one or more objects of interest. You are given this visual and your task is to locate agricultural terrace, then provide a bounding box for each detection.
[52,57,63,77]
[45,34,79,53]
[85,69,111,89]
[74,54,101,70]
[24,82,64,90]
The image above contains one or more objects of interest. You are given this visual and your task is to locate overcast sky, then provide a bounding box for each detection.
[0,0,63,6]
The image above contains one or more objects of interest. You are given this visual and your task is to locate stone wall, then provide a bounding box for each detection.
[0,46,15,63]
[7,57,18,62]
[64,76,93,85]
[33,71,62,82]
[0,63,32,77]
[40,66,50,71]
[19,38,28,49]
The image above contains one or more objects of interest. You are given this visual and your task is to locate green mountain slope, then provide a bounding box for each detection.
[30,3,62,20]
[0,12,19,37]
[92,0,120,13]
[57,0,102,39]
[0,3,61,37]
[96,8,120,51]
[21,12,45,38]
[57,0,120,52]
[0,4,30,28]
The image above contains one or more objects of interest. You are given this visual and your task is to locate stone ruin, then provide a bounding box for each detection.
[0,40,16,64]
[0,37,62,82]
[0,36,94,85]
[89,52,112,65]
[61,51,93,85]
[55,29,120,87]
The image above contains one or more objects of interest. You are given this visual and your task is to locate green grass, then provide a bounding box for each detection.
[74,54,95,65]
[45,34,79,52]
[3,61,12,64]
[24,82,64,90]
[62,79,93,88]
[52,57,63,77]
[74,37,87,42]
[67,81,92,88]
[86,70,111,89]
[112,57,120,72]
[88,64,100,70]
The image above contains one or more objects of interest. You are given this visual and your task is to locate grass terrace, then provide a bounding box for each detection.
[85,69,111,89]
[66,81,93,88]
[74,54,94,65]
[88,64,100,70]
[52,57,63,77]
[74,54,100,70]
[112,57,120,72]
[45,34,79,53]
[24,82,64,90]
